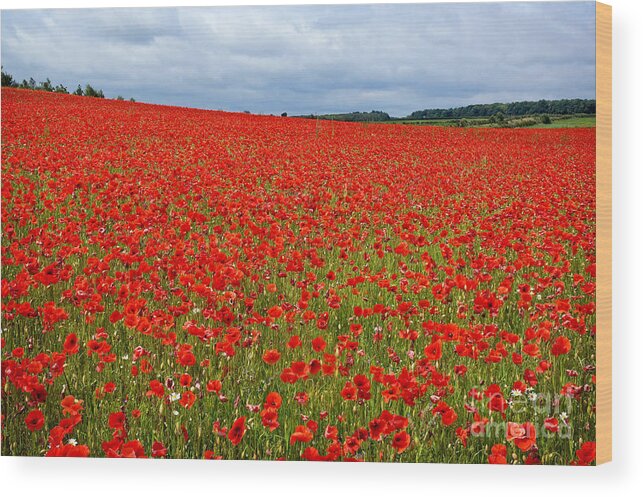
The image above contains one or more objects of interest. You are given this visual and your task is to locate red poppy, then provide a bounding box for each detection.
[312,336,327,352]
[488,444,507,464]
[572,441,596,466]
[552,336,572,356]
[424,340,442,361]
[180,391,196,409]
[544,417,559,433]
[262,349,281,365]
[228,416,246,446]
[151,441,168,458]
[264,391,282,409]
[25,409,45,432]
[63,333,79,354]
[206,380,222,393]
[267,305,283,319]
[290,425,314,445]
[391,431,411,454]
[506,421,537,452]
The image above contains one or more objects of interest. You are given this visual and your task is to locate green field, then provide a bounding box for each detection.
[528,116,596,128]
[388,115,596,129]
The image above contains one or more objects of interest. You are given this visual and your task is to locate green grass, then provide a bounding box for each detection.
[528,116,596,128]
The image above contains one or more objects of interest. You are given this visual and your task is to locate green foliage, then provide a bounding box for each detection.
[488,112,506,125]
[1,67,16,87]
[0,69,133,101]
[311,110,391,122]
[408,99,596,120]
[39,78,54,92]
[84,84,104,98]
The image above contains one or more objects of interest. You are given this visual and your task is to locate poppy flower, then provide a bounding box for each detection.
[424,340,442,361]
[108,412,126,430]
[506,422,537,452]
[544,417,559,433]
[151,441,168,458]
[552,336,572,356]
[25,410,45,432]
[572,441,596,466]
[391,431,411,454]
[488,444,507,464]
[63,333,79,354]
[312,336,327,352]
[264,391,282,409]
[290,425,314,444]
[262,349,281,365]
[206,380,222,393]
[180,391,196,409]
[228,416,246,446]
[267,305,283,319]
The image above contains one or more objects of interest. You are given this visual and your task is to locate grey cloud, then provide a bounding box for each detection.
[1,2,595,116]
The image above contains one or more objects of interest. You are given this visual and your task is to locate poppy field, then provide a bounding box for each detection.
[1,88,596,464]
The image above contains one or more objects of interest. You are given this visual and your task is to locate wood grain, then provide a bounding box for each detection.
[596,1,612,465]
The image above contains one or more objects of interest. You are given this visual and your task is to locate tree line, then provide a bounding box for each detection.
[407,99,595,120]
[1,68,134,102]
[300,99,595,124]
[300,110,392,122]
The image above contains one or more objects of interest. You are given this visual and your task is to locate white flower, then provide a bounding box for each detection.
[172,410,179,416]
[169,392,181,402]
[527,392,538,402]
[67,438,78,446]
[511,389,523,397]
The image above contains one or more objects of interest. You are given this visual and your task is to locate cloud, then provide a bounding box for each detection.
[1,2,596,116]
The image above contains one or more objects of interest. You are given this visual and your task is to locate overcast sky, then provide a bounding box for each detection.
[1,2,596,116]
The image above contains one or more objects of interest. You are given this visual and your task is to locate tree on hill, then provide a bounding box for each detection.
[0,69,133,101]
[84,84,104,98]
[1,67,16,87]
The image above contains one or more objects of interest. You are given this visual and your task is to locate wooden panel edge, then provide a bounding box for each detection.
[596,1,612,465]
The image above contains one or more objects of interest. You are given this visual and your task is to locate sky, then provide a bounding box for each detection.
[0,2,596,117]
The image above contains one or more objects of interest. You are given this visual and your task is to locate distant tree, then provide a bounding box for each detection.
[129,97,136,102]
[54,84,68,94]
[18,78,36,90]
[313,110,391,123]
[489,112,506,125]
[116,95,124,101]
[1,67,16,87]
[84,84,104,98]
[73,84,83,96]
[281,112,288,117]
[541,115,552,124]
[39,78,54,92]
[406,99,596,120]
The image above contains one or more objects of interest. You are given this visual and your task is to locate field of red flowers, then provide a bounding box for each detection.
[1,88,596,464]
